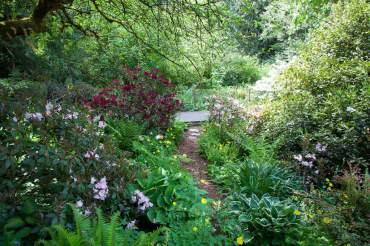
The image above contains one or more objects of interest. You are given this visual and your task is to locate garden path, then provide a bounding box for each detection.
[177,126,220,199]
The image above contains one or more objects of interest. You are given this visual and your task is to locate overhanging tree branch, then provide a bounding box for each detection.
[0,0,74,40]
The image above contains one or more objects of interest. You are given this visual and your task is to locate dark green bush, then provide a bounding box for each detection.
[213,55,262,86]
[106,119,145,152]
[259,0,370,177]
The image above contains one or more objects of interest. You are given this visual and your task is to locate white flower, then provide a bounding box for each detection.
[90,177,97,184]
[76,200,84,208]
[293,154,303,162]
[126,220,137,229]
[301,161,313,168]
[64,112,79,120]
[98,120,106,128]
[155,134,164,140]
[305,153,316,160]
[45,102,54,116]
[314,170,319,174]
[12,116,18,123]
[24,112,44,121]
[84,208,92,216]
[346,106,356,113]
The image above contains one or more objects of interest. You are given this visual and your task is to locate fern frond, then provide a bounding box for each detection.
[106,212,121,246]
[94,208,106,245]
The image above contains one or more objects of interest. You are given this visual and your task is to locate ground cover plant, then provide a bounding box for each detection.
[1,0,369,245]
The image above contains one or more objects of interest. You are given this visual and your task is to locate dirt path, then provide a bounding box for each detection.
[177,126,220,199]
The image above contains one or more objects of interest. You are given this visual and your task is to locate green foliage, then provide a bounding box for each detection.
[106,119,144,152]
[213,54,262,86]
[199,124,239,166]
[260,0,370,176]
[0,200,43,245]
[137,167,209,225]
[224,194,302,245]
[40,205,163,246]
[167,218,229,246]
[236,160,300,198]
[0,82,139,246]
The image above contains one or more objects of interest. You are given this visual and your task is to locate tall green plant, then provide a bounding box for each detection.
[39,205,164,246]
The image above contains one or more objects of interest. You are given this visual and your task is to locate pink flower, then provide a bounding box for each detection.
[92,177,108,200]
[132,190,153,211]
[98,120,106,128]
[84,150,100,160]
[315,143,327,152]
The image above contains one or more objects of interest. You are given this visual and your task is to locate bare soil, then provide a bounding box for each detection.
[177,126,220,199]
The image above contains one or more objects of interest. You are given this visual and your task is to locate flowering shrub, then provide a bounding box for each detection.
[0,99,138,243]
[86,67,181,129]
[207,95,247,128]
[258,0,370,181]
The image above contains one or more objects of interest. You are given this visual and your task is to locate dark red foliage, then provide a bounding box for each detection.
[86,67,181,128]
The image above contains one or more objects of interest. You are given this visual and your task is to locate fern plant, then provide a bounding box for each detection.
[38,205,164,246]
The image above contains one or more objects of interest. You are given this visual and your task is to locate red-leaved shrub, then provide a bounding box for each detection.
[86,66,181,128]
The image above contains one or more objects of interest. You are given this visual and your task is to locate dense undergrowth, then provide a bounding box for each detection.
[1,0,369,245]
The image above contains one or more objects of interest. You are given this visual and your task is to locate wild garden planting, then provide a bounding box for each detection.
[0,0,369,245]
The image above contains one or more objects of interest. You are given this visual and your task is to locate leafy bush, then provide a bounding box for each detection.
[86,67,181,129]
[224,194,303,245]
[0,88,139,244]
[213,54,262,86]
[136,167,210,225]
[259,0,370,179]
[236,161,300,198]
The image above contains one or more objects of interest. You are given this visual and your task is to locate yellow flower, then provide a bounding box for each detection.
[205,217,210,224]
[192,226,198,232]
[172,201,177,206]
[173,155,177,159]
[328,182,333,187]
[294,210,301,216]
[201,198,207,204]
[325,178,330,182]
[322,217,332,224]
[236,236,244,245]
[182,154,187,158]
[200,179,208,185]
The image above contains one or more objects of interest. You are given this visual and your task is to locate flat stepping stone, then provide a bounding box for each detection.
[176,111,209,123]
[189,128,200,133]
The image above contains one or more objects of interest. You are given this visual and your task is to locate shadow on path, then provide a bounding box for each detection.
[177,126,220,199]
